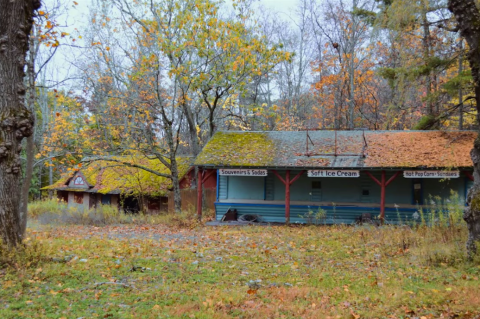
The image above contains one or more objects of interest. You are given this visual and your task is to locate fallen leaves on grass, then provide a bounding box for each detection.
[1,223,479,318]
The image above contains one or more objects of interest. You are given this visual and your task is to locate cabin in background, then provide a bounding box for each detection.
[43,156,198,214]
[194,130,475,224]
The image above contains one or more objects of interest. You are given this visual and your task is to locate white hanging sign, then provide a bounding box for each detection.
[219,169,267,177]
[308,170,360,178]
[403,171,459,178]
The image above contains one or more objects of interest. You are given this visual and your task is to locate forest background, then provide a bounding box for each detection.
[27,0,476,211]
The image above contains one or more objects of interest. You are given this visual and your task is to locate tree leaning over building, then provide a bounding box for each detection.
[0,0,40,246]
[448,0,480,258]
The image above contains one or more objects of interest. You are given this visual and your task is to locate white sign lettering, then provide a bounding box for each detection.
[219,169,267,177]
[403,171,459,178]
[308,170,360,178]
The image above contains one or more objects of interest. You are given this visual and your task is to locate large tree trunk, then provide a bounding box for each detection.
[19,33,37,237]
[459,40,464,130]
[0,0,38,246]
[448,0,480,258]
[180,99,200,156]
[170,157,181,213]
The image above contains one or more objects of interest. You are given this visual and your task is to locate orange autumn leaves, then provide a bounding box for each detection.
[365,131,476,168]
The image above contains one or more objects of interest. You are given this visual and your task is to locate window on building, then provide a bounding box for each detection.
[74,193,83,204]
[312,181,322,189]
[362,189,370,196]
[413,179,423,204]
[101,194,111,205]
[73,176,85,185]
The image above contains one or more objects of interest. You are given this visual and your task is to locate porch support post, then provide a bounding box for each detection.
[380,171,386,223]
[365,170,401,224]
[202,169,216,184]
[285,170,291,223]
[272,170,305,224]
[465,171,474,182]
[197,168,203,220]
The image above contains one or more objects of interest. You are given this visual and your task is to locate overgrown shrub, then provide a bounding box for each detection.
[300,208,327,225]
[28,199,215,228]
[0,239,49,271]
[27,198,67,218]
[364,192,469,266]
[35,204,135,226]
[152,207,215,228]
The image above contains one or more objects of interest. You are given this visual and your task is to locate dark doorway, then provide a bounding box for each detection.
[123,196,139,214]
[412,179,423,205]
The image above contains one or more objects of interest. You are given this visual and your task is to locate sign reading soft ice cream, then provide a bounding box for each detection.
[308,170,360,178]
[219,169,268,176]
[403,171,459,178]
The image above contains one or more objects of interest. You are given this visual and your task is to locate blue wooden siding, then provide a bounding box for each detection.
[227,176,265,200]
[265,175,274,200]
[215,202,419,224]
[218,175,228,200]
[217,170,469,224]
[224,171,466,204]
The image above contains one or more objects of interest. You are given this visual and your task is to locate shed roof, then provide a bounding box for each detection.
[194,130,476,169]
[43,156,192,196]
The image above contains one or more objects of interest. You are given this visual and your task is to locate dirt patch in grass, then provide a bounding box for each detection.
[1,224,479,318]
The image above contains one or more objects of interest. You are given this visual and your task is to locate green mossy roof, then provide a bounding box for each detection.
[43,156,192,196]
[194,132,276,167]
[195,130,476,169]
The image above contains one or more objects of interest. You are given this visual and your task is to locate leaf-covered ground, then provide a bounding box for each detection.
[1,224,480,318]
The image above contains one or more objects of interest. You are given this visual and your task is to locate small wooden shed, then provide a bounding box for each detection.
[43,156,194,214]
[194,130,475,224]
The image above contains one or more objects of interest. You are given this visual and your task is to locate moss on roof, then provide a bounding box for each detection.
[195,130,475,169]
[194,132,276,166]
[43,156,192,196]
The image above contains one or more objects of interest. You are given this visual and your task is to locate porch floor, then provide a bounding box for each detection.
[205,221,284,226]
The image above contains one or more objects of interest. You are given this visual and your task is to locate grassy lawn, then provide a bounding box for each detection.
[1,221,480,318]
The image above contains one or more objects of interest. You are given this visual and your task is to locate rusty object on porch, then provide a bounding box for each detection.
[355,213,379,225]
[238,214,260,222]
[221,209,238,221]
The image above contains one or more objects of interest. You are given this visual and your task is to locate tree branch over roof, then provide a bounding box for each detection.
[82,157,172,179]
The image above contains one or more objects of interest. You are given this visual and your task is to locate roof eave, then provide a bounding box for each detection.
[195,164,473,170]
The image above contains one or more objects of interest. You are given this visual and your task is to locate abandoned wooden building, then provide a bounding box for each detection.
[43,156,204,213]
[194,130,475,224]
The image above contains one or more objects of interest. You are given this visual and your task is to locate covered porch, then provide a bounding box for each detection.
[193,130,475,224]
[197,167,471,224]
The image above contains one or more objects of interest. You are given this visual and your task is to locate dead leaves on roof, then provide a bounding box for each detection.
[365,131,476,168]
[295,158,331,167]
[198,131,476,168]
